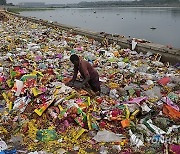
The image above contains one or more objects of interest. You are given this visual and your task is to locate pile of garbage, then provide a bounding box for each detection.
[0,13,180,154]
[0,12,8,22]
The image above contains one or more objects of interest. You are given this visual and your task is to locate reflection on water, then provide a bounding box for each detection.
[20,7,180,48]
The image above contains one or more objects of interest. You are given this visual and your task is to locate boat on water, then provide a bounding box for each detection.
[150,27,157,30]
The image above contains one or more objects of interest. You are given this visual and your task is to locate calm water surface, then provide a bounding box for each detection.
[20,7,180,48]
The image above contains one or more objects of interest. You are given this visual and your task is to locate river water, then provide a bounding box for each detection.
[20,7,180,49]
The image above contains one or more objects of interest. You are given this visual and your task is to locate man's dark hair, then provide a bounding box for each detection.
[70,54,79,63]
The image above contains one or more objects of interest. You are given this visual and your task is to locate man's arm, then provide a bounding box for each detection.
[79,64,90,87]
[70,66,78,84]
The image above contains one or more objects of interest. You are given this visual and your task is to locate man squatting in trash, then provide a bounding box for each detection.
[67,54,101,94]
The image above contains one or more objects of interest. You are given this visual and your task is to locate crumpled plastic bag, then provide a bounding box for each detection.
[36,129,57,142]
[13,96,31,113]
[0,149,16,154]
[99,146,108,154]
[52,82,72,94]
[93,130,124,142]
[129,130,144,148]
[163,104,180,120]
[146,119,166,135]
[169,144,180,154]
[158,76,170,85]
[166,125,180,135]
[117,62,127,69]
[144,86,161,100]
[162,97,179,111]
[56,148,66,154]
[15,79,23,96]
[0,67,3,73]
[140,102,151,112]
[168,92,178,102]
[124,97,147,104]
[109,89,119,99]
[132,40,137,50]
[0,138,7,152]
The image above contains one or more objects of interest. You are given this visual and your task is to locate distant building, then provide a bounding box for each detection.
[18,2,45,8]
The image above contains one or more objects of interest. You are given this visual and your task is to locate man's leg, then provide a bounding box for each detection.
[88,77,101,93]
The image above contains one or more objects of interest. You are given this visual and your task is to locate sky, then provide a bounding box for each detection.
[7,0,133,5]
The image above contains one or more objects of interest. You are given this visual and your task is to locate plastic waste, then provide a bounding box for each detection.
[158,77,170,85]
[0,67,3,73]
[169,144,180,154]
[162,97,179,111]
[163,104,180,120]
[112,145,121,152]
[13,96,31,113]
[34,97,56,116]
[132,40,137,50]
[55,148,66,154]
[140,102,151,112]
[15,79,23,96]
[36,129,57,142]
[146,119,166,135]
[109,89,119,99]
[125,97,147,104]
[0,138,7,152]
[144,86,162,100]
[129,130,144,148]
[166,125,180,135]
[99,146,108,154]
[93,130,124,142]
[28,151,47,154]
[0,149,16,154]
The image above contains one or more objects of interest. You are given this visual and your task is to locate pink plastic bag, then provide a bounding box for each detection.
[158,77,170,85]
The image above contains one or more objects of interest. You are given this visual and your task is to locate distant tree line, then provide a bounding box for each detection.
[140,0,179,3]
[76,0,180,8]
[0,0,6,5]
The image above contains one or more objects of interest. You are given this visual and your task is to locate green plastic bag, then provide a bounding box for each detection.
[36,129,57,142]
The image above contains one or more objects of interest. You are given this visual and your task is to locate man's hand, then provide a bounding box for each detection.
[66,80,74,87]
[75,83,83,89]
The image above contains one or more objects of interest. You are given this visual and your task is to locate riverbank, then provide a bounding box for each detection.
[5,9,180,64]
[7,8,55,14]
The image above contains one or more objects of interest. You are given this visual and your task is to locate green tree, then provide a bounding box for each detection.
[0,0,6,5]
[140,0,179,3]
